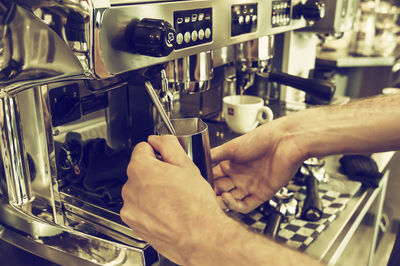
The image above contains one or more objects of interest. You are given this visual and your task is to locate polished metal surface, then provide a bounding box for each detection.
[0,2,87,92]
[235,36,275,72]
[0,84,63,223]
[0,0,311,265]
[0,0,308,80]
[233,36,275,96]
[99,0,307,74]
[166,51,214,94]
[157,118,213,187]
[0,78,156,264]
[0,198,62,237]
[0,95,32,205]
[145,80,176,135]
[0,201,156,266]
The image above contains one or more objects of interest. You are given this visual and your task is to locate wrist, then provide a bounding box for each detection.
[181,211,241,266]
[183,210,323,266]
[275,113,311,162]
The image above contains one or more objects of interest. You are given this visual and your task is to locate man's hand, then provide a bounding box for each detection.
[212,122,306,213]
[120,135,227,265]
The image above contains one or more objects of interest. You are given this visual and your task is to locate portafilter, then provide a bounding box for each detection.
[166,51,214,94]
[235,36,335,103]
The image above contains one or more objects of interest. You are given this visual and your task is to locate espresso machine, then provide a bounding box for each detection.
[179,0,336,121]
[0,0,329,265]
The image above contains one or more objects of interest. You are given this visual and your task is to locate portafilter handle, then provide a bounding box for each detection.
[268,71,335,102]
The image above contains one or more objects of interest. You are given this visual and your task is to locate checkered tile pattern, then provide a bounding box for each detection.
[229,180,356,251]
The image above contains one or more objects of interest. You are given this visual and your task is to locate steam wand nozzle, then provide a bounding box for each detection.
[159,69,174,114]
[144,80,176,136]
[132,72,176,135]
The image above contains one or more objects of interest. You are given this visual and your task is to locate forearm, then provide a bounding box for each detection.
[184,214,322,266]
[280,94,400,159]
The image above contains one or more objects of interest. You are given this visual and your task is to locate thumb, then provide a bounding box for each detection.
[211,141,236,165]
[148,135,192,167]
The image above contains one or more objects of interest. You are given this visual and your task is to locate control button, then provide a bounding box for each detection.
[198,29,205,40]
[252,15,257,23]
[176,33,184,45]
[245,15,251,24]
[205,13,211,20]
[199,13,205,21]
[191,30,198,42]
[238,16,244,24]
[184,31,191,43]
[205,28,211,39]
[272,16,276,24]
[185,17,190,23]
[192,14,198,22]
[177,18,183,24]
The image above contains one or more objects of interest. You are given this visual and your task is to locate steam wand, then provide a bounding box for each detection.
[133,70,176,136]
[144,79,176,136]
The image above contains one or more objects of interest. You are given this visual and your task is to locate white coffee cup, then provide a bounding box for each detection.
[223,95,274,134]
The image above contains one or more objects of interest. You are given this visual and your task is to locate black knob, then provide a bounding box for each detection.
[293,0,325,21]
[126,18,176,57]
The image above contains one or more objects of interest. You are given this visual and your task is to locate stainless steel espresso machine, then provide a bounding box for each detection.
[0,0,328,265]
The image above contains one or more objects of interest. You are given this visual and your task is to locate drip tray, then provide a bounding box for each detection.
[60,188,144,244]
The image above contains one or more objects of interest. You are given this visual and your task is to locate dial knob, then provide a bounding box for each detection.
[293,0,325,21]
[126,18,176,57]
[302,0,325,21]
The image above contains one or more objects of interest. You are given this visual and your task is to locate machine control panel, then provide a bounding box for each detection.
[272,0,291,27]
[173,8,212,50]
[231,4,258,37]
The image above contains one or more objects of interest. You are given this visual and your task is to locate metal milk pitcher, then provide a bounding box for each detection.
[156,118,213,187]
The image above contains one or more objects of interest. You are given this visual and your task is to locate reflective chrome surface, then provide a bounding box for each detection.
[235,36,275,72]
[157,118,213,187]
[0,198,157,266]
[99,0,307,74]
[166,51,214,94]
[234,36,275,95]
[0,2,86,92]
[0,96,32,205]
[0,0,310,265]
